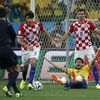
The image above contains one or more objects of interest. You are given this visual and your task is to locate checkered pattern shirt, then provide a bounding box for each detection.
[68,19,96,50]
[18,21,45,50]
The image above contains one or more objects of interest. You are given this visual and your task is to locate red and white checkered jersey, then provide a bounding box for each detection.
[17,21,45,50]
[68,19,96,50]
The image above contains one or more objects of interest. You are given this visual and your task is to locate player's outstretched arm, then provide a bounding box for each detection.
[88,47,100,68]
[43,29,57,47]
[44,57,67,73]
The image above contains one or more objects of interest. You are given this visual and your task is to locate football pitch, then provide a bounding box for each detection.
[0,80,100,100]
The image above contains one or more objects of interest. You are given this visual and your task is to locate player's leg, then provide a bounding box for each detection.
[27,58,36,90]
[20,51,29,89]
[12,64,23,97]
[27,48,41,90]
[9,70,22,97]
[0,47,11,96]
[20,65,28,89]
[51,74,87,89]
[7,49,22,97]
[51,74,69,85]
[51,74,63,84]
[1,46,20,97]
[3,70,12,97]
[69,78,87,89]
[82,78,87,89]
[12,82,23,97]
[86,46,100,89]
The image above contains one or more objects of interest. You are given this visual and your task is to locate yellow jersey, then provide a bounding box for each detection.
[67,65,90,81]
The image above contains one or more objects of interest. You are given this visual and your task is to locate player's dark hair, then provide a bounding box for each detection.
[78,8,86,13]
[25,10,34,18]
[75,57,84,63]
[0,7,7,18]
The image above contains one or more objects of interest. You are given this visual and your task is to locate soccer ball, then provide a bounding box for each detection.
[76,75,83,82]
[32,81,43,90]
[61,77,67,84]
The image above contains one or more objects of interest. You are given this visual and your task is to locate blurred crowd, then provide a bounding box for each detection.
[69,0,100,19]
[35,0,100,21]
[0,0,100,22]
[35,0,67,22]
[0,0,30,22]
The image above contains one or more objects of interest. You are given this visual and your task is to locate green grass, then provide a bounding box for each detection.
[0,80,100,100]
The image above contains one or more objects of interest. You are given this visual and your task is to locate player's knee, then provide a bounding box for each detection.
[14,64,20,72]
[30,58,37,65]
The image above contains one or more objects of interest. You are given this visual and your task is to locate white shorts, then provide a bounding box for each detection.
[74,46,95,62]
[21,47,40,65]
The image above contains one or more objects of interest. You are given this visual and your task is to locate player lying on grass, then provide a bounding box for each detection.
[44,48,100,89]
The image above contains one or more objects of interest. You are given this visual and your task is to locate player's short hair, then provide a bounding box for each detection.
[78,8,86,13]
[25,10,34,19]
[75,57,84,63]
[0,7,7,18]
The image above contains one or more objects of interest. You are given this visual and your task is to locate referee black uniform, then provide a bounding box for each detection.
[0,12,18,69]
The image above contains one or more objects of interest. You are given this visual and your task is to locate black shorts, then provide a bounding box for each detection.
[0,45,18,69]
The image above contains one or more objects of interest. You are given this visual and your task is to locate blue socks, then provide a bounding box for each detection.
[22,65,36,83]
[93,66,99,84]
[29,66,35,83]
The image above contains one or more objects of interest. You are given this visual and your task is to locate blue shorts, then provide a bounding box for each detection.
[68,79,87,89]
[0,45,18,69]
